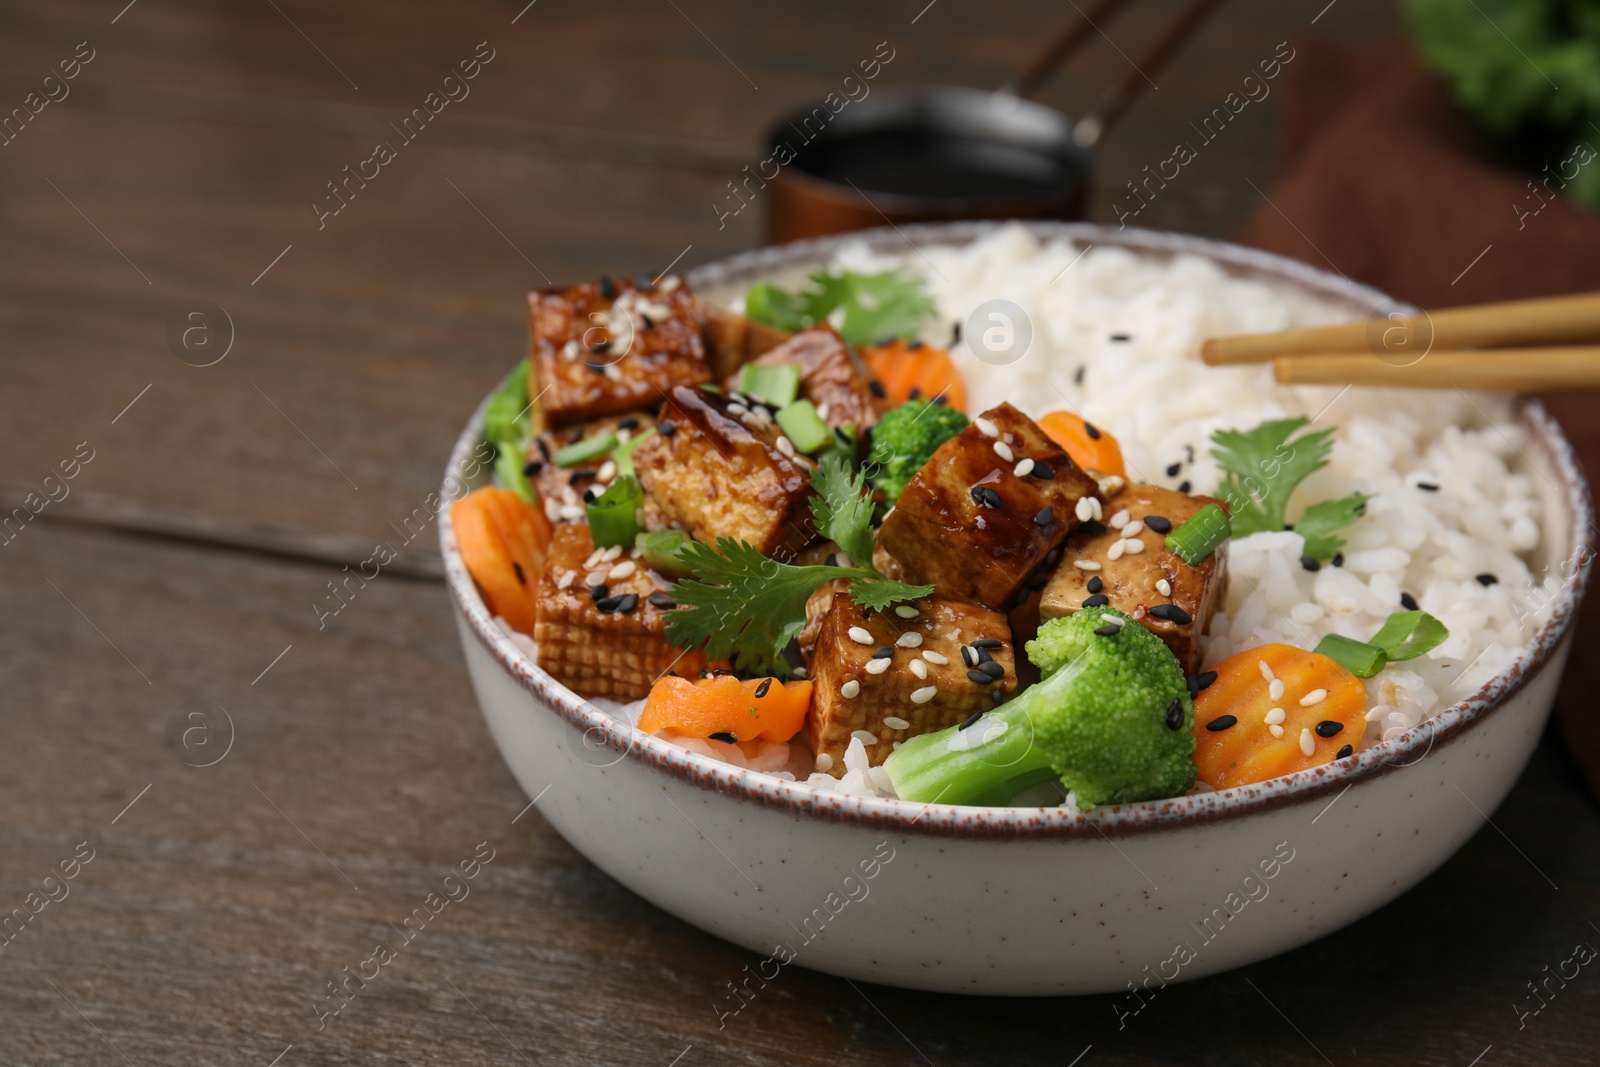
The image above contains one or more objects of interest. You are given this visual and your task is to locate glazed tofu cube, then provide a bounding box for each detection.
[631,386,817,558]
[807,592,1018,772]
[529,412,657,525]
[528,275,712,429]
[875,402,1101,609]
[1038,483,1229,673]
[723,325,887,431]
[533,524,703,701]
[695,296,792,381]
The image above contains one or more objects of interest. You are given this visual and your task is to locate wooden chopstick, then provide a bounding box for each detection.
[1203,290,1600,366]
[1272,347,1600,391]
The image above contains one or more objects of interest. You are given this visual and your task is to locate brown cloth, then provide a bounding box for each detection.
[1238,41,1600,800]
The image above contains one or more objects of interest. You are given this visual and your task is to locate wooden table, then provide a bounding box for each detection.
[4,2,1597,1064]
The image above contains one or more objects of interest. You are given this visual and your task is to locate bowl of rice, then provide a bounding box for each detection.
[444,220,1591,995]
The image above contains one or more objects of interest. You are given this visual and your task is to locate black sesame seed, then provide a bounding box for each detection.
[1093,624,1121,637]
[641,315,655,330]
[657,420,676,437]
[589,341,612,354]
[1416,481,1439,492]
[1084,421,1102,440]
[754,678,772,698]
[615,593,639,614]
[523,460,544,477]
[969,486,1003,509]
[595,595,622,613]
[589,583,609,601]
[1078,520,1108,536]
[582,487,598,503]
[934,393,949,405]
[1082,594,1110,608]
[960,645,976,668]
[1332,551,1344,568]
[586,359,608,374]
[1087,575,1103,593]
[959,710,983,730]
[647,592,676,609]
[1195,670,1218,690]
[536,438,552,461]
[1110,333,1131,342]
[868,379,887,398]
[1336,744,1354,759]
[1205,715,1238,732]
[872,646,894,660]
[598,274,616,299]
[973,639,1003,649]
[1074,365,1086,385]
[512,561,526,586]
[1186,673,1200,696]
[1144,515,1172,533]
[1034,507,1055,527]
[1400,592,1420,611]
[1149,604,1193,624]
[834,426,852,445]
[967,669,994,686]
[1178,480,1192,494]
[1165,462,1182,477]
[978,660,1005,679]
[1030,463,1054,480]
[1301,556,1321,572]
[570,469,596,485]
[969,486,985,507]
[1315,720,1344,738]
[990,688,1005,705]
[1185,444,1195,462]
[708,731,737,744]
[617,416,640,431]
[908,386,922,400]
[1476,573,1499,586]
[1165,697,1184,731]
[909,339,925,351]
[975,647,993,665]
[636,275,655,291]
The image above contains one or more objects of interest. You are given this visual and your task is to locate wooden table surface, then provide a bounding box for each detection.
[4,2,1598,1064]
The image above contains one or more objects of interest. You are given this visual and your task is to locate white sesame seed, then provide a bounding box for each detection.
[975,417,999,437]
[1014,458,1035,477]
[1107,540,1126,561]
[597,460,617,482]
[775,435,796,457]
[1156,578,1172,596]
[864,657,892,675]
[1121,520,1144,538]
[562,486,579,505]
[726,401,749,416]
[921,650,949,665]
[815,752,834,772]
[816,402,830,421]
[910,686,938,704]
[584,548,605,569]
[1259,660,1275,682]
[840,680,861,699]
[852,730,879,747]
[1268,678,1285,701]
[603,544,624,562]
[555,571,576,590]
[616,427,632,443]
[883,716,910,731]
[909,659,928,679]
[1269,724,1285,739]
[1300,688,1328,707]
[545,498,563,523]
[607,560,636,581]
[585,570,609,587]
[993,440,1015,462]
[1264,707,1286,725]
[894,604,920,618]
[559,504,585,521]
[562,340,582,361]
[1299,728,1315,756]
[896,632,923,648]
[847,626,874,646]
[1073,560,1102,571]
[1075,497,1094,522]
[1088,496,1104,521]
[791,666,808,679]
[604,365,623,381]
[1110,509,1130,528]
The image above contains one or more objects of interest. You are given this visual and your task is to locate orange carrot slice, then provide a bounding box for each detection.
[638,674,813,742]
[862,339,968,413]
[1038,410,1126,478]
[452,487,552,633]
[1192,643,1367,789]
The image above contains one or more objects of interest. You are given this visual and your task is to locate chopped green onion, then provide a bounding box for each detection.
[775,399,832,454]
[493,446,534,503]
[483,360,534,501]
[1165,503,1231,566]
[586,476,644,548]
[612,427,657,479]
[1367,609,1449,661]
[1314,634,1388,679]
[552,430,617,468]
[736,363,801,409]
[636,528,695,579]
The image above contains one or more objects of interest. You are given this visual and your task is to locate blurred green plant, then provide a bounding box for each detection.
[1406,0,1600,207]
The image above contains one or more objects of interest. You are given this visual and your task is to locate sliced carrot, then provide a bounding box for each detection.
[1191,643,1367,790]
[862,339,968,412]
[638,674,813,743]
[1038,410,1126,479]
[451,486,553,633]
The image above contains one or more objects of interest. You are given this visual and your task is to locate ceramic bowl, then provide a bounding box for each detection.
[442,222,1592,996]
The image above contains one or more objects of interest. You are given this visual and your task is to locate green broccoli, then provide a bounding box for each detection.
[866,398,969,503]
[883,607,1196,807]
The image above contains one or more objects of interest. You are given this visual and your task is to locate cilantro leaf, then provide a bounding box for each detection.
[1296,493,1369,560]
[1211,418,1335,536]
[483,360,535,502]
[809,452,876,567]
[743,268,936,346]
[848,577,935,612]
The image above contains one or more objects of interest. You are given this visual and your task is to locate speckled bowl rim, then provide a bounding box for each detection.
[442,220,1593,840]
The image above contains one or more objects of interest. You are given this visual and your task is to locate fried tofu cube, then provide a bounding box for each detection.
[528,276,712,429]
[807,592,1017,772]
[1038,484,1229,673]
[631,386,817,558]
[530,412,658,525]
[723,325,887,431]
[874,402,1101,609]
[533,524,703,701]
[695,296,792,381]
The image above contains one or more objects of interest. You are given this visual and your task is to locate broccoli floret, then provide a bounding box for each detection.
[866,398,969,503]
[883,607,1196,807]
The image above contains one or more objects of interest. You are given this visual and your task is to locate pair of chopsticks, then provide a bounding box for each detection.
[1201,291,1600,391]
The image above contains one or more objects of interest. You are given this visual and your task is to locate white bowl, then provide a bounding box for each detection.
[442,222,1592,996]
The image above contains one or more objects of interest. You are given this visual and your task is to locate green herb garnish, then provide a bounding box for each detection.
[743,268,936,345]
[1313,608,1450,678]
[775,399,832,454]
[663,453,933,675]
[1210,417,1367,559]
[586,476,645,548]
[1165,503,1232,566]
[483,360,535,502]
[736,363,801,408]
[1313,633,1389,679]
[553,430,617,468]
